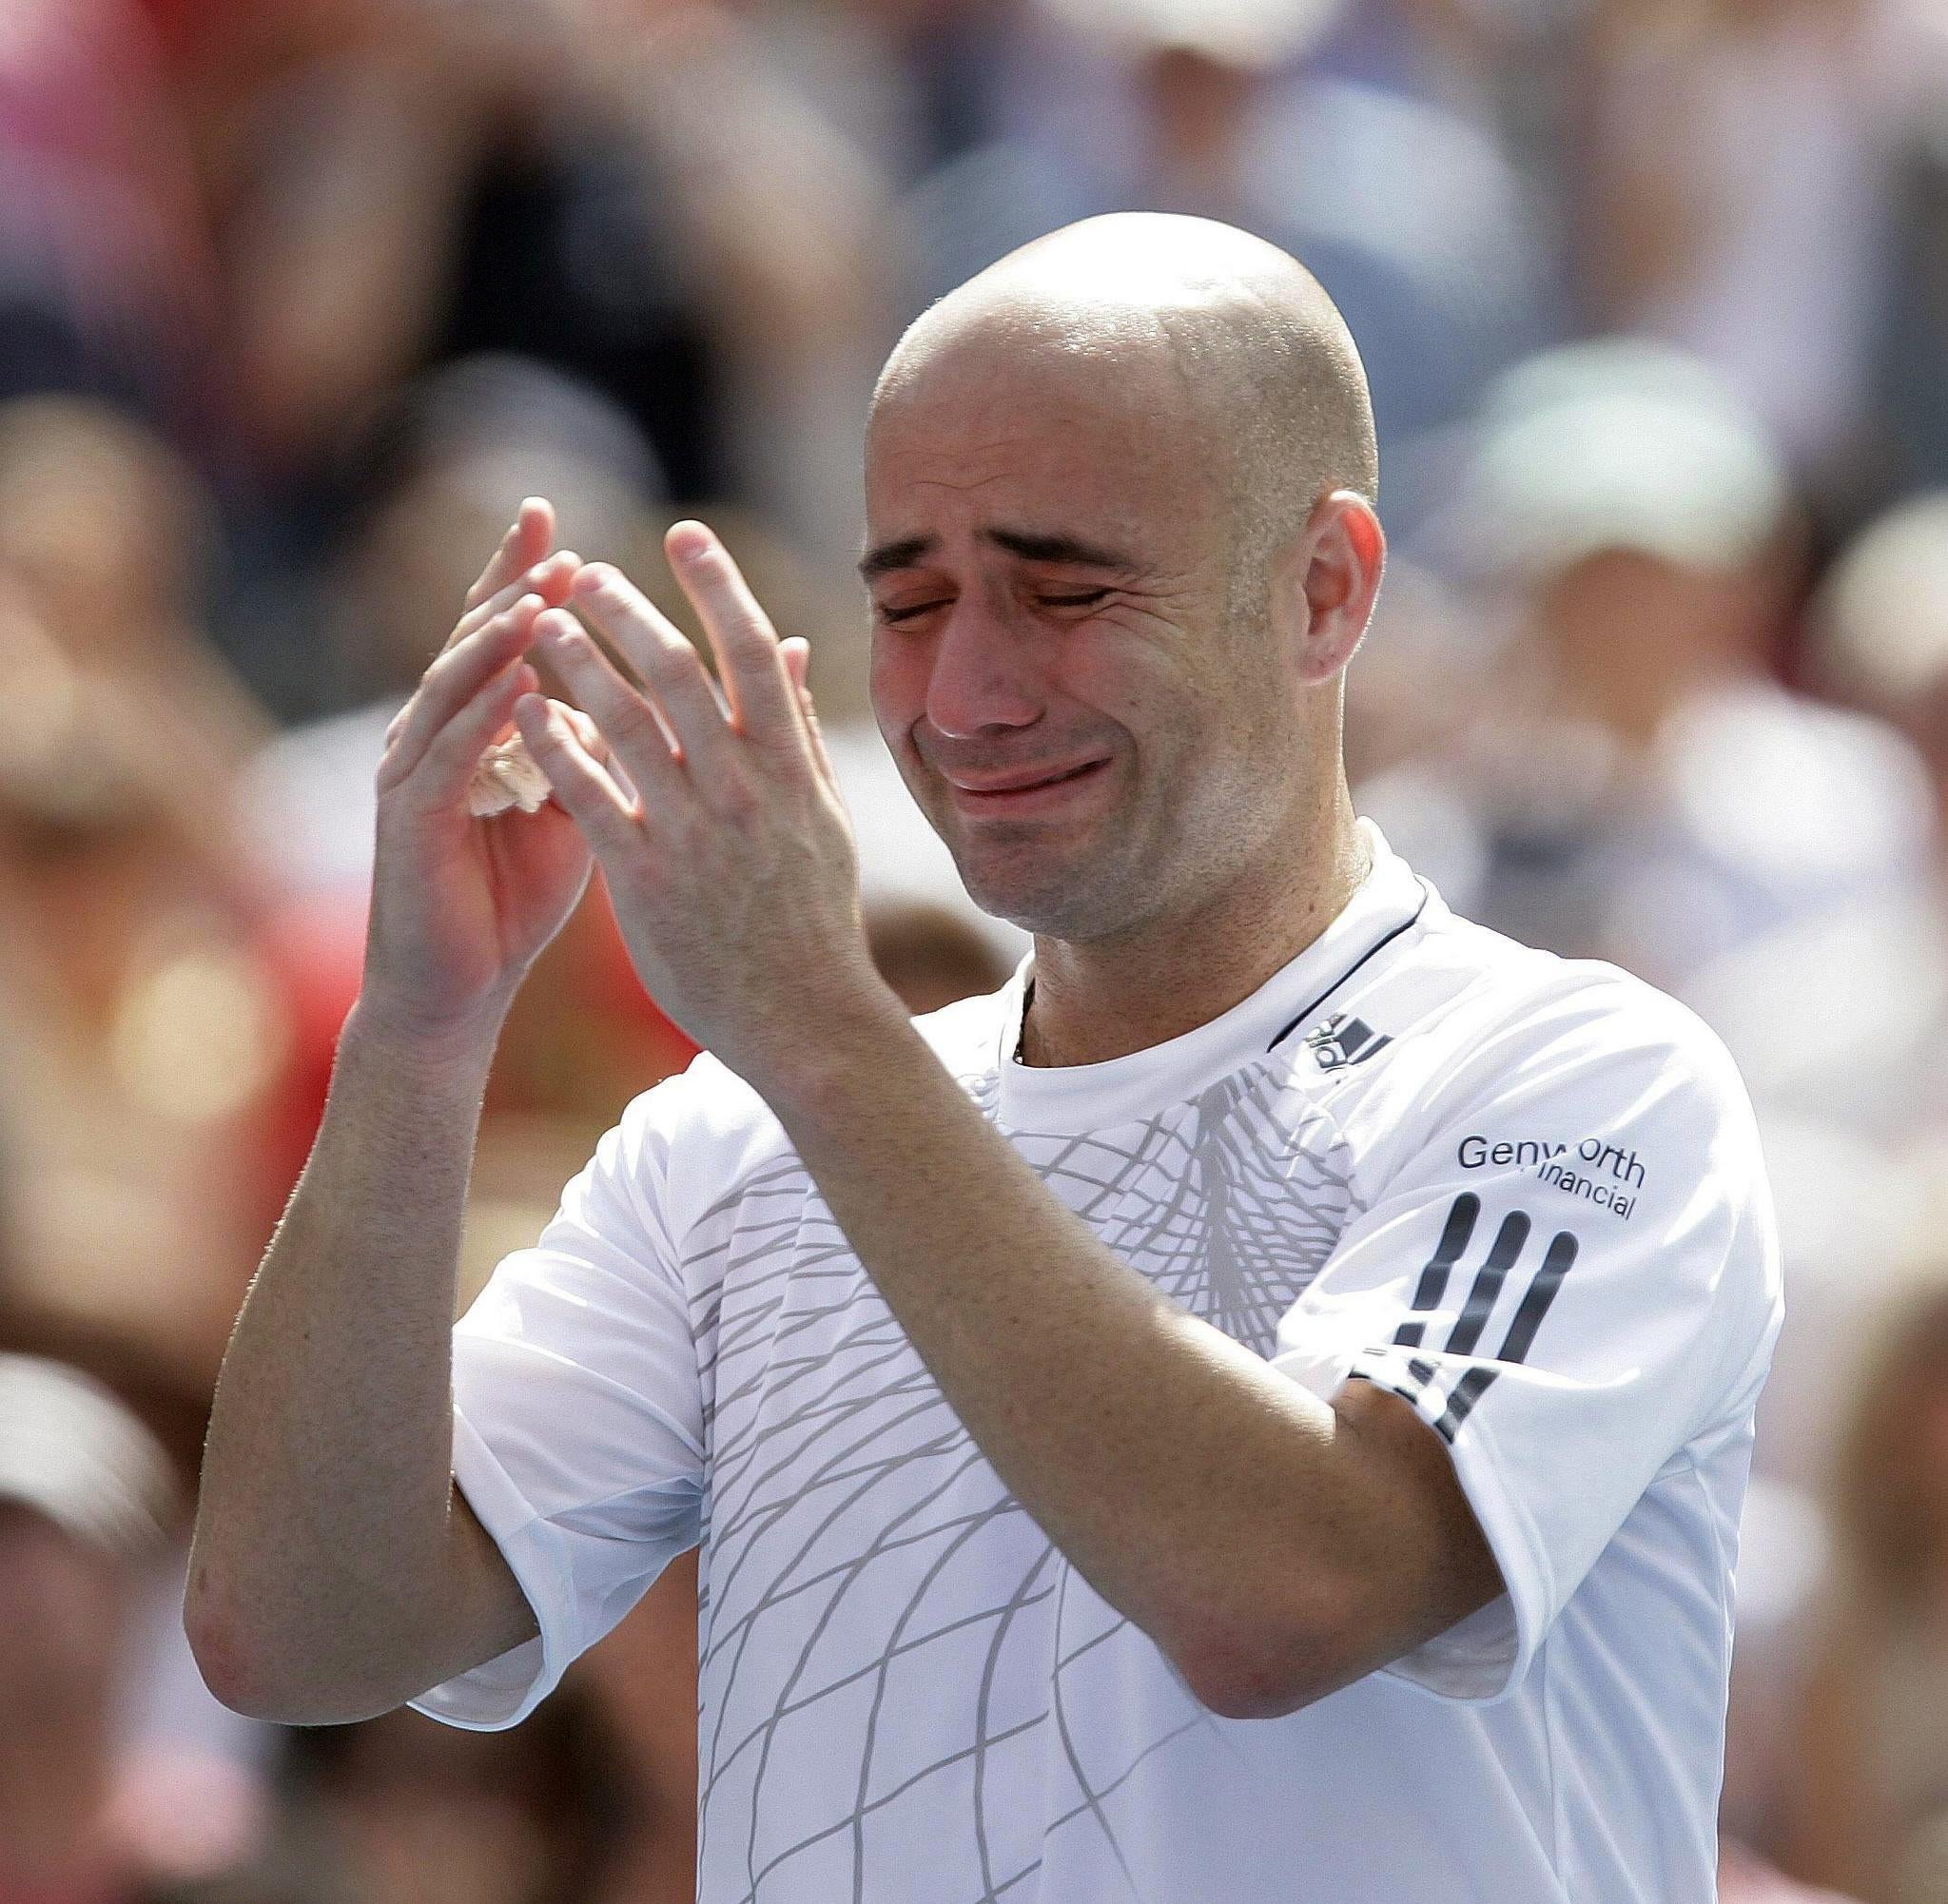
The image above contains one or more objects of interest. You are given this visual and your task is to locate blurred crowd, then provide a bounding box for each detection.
[2,0,1947,1897]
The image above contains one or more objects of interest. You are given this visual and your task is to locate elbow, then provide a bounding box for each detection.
[183,1564,290,1713]
[1174,1642,1337,1723]
[184,1604,289,1721]
[1167,1591,1371,1722]
[184,1599,399,1728]
[183,1564,254,1713]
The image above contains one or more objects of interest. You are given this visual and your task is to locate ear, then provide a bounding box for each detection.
[1279,491,1386,687]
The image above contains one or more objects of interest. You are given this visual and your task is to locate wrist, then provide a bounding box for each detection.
[734,969,913,1120]
[341,989,511,1079]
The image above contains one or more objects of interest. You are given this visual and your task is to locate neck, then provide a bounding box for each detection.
[1019,781,1367,1068]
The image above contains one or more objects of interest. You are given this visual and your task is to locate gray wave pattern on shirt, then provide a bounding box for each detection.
[676,1057,1359,1901]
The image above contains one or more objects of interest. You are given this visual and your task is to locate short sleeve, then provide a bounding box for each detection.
[1268,982,1781,1704]
[410,1088,706,1731]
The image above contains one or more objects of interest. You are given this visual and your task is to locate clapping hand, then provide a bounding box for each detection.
[510,517,895,1082]
[360,498,609,1045]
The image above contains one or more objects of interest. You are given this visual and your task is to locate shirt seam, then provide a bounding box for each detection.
[1542,1616,1568,1888]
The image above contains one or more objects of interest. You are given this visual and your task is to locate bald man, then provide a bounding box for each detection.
[191,217,1781,1902]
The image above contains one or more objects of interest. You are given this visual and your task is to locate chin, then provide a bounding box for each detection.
[958,857,1145,942]
[954,860,1078,935]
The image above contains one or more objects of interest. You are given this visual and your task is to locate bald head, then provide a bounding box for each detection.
[862,217,1387,946]
[872,215,1378,592]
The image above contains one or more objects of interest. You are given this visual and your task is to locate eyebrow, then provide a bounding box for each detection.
[857,526,1142,583]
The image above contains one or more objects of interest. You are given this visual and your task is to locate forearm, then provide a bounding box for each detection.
[761,1005,1389,1705]
[187,999,501,1719]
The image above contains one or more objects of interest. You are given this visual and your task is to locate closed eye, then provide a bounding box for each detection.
[875,587,1112,624]
[875,599,951,625]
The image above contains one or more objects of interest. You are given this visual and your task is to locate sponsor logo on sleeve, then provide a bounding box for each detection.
[1455,1134,1646,1220]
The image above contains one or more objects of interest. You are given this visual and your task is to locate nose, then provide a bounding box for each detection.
[923,594,1044,742]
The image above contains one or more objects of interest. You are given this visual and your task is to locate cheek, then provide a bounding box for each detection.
[1058,635,1191,755]
[867,636,926,742]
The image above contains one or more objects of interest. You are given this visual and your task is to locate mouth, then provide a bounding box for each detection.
[943,758,1110,814]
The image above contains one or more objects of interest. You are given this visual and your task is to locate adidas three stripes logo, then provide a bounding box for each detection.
[1386,1193,1580,1443]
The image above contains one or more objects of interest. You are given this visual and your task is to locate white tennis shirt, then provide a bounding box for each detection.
[414,823,1782,1903]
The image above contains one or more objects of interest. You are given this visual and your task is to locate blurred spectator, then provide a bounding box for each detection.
[268,1690,631,1904]
[218,0,890,564]
[0,396,272,805]
[0,1350,182,1904]
[1755,1118,1930,1492]
[0,0,216,434]
[1308,0,1533,106]
[0,609,304,1381]
[1724,1840,1865,1904]
[576,1551,702,1904]
[1819,493,1948,838]
[1798,493,1948,1136]
[1724,1475,1843,1878]
[786,0,1110,180]
[1572,0,1924,500]
[1341,551,1498,796]
[1872,21,1948,498]
[1296,0,1595,298]
[1366,340,1936,1098]
[894,0,1558,512]
[1780,1272,1948,1901]
[0,1288,638,1904]
[0,1304,289,1903]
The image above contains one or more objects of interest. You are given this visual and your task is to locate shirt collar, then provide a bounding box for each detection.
[993,819,1427,1131]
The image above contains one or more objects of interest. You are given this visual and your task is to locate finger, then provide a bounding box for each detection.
[563,567,738,781]
[513,692,638,851]
[779,636,838,793]
[663,520,799,746]
[460,502,550,613]
[412,658,546,807]
[562,705,609,762]
[531,606,690,799]
[440,550,581,658]
[460,516,525,616]
[381,594,544,789]
[463,497,555,612]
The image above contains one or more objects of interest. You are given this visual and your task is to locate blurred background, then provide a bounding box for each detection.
[0,0,1945,1896]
